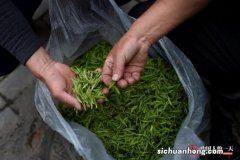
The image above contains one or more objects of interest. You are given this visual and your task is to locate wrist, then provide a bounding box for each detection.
[26,47,54,80]
[126,21,157,49]
[125,30,152,53]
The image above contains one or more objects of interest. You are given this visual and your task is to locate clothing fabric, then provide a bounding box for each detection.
[168,0,240,93]
[0,0,42,76]
[114,0,131,6]
[128,0,155,18]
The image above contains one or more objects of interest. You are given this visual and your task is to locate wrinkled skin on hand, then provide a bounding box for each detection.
[40,62,82,110]
[102,34,150,88]
[102,0,209,89]
[26,47,81,110]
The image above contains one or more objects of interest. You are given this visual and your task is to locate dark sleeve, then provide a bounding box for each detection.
[0,0,42,65]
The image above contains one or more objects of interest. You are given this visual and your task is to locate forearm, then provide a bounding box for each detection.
[127,0,211,45]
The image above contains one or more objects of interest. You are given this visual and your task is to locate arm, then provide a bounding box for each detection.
[102,0,211,88]
[128,0,210,45]
[0,0,81,110]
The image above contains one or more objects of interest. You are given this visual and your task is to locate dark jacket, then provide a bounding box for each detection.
[0,0,42,65]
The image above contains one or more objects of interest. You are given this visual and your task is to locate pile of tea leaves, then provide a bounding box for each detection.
[59,40,188,160]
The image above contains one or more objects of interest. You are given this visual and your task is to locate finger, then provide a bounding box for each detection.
[117,79,128,88]
[65,76,74,96]
[123,72,136,85]
[102,57,114,85]
[54,91,82,111]
[67,72,76,94]
[69,70,76,79]
[102,87,109,95]
[58,63,76,79]
[112,50,125,81]
[132,72,141,82]
[111,38,142,82]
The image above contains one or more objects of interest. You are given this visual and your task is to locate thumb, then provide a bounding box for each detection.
[112,53,125,81]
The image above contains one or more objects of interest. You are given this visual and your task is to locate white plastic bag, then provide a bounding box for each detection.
[35,0,209,159]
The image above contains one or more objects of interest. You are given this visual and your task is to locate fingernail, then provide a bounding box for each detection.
[112,74,119,81]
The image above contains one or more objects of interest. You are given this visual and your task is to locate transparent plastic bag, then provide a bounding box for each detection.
[35,0,209,159]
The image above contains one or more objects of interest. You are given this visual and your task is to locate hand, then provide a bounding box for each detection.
[102,34,150,88]
[26,47,81,110]
[102,0,210,89]
[40,62,82,110]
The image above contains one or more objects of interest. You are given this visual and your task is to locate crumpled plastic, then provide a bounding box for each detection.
[35,0,209,159]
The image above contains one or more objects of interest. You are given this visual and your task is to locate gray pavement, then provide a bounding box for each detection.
[0,65,73,160]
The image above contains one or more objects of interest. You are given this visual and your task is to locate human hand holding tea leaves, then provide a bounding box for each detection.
[58,41,187,160]
[70,66,120,110]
